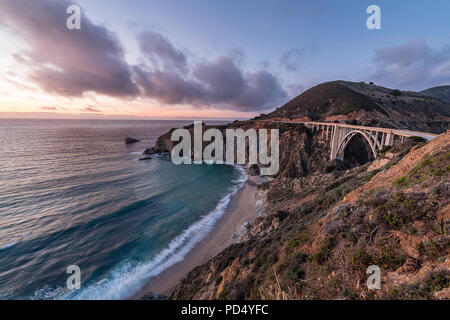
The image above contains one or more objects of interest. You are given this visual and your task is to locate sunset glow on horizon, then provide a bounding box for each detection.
[0,0,449,120]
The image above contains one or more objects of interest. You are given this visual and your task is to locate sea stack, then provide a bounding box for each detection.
[125,137,140,144]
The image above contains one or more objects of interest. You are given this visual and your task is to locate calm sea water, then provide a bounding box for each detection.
[0,119,244,299]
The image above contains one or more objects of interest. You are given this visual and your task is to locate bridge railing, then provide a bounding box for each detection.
[301,121,438,139]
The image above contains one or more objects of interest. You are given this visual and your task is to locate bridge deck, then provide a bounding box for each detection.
[297,121,438,141]
[272,120,439,160]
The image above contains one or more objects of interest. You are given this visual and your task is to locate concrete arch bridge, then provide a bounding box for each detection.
[302,122,437,161]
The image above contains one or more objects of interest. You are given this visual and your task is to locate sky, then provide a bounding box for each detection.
[0,0,449,119]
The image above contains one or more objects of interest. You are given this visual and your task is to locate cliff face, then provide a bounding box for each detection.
[152,81,449,300]
[154,128,177,153]
[154,120,371,178]
[154,121,317,178]
[170,133,450,300]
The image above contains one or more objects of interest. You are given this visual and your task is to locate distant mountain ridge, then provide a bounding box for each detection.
[261,81,449,133]
[421,85,450,102]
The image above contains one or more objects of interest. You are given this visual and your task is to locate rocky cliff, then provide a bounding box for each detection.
[170,132,449,300]
[154,119,375,178]
[150,81,449,300]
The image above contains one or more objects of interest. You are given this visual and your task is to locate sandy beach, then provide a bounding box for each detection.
[133,174,262,299]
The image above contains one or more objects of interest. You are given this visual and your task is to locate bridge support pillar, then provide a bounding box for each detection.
[330,125,340,160]
[302,121,435,163]
[385,132,394,146]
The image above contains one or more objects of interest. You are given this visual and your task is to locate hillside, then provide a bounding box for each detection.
[421,86,450,103]
[170,132,450,300]
[262,81,449,133]
[148,80,450,301]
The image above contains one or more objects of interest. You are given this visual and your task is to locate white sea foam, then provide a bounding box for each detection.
[34,165,247,300]
[0,241,18,251]
[0,233,31,251]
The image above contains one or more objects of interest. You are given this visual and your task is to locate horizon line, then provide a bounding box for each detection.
[0,112,247,122]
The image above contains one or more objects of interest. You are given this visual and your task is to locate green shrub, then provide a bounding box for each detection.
[376,244,406,270]
[418,240,442,260]
[312,237,336,264]
[425,271,449,293]
[349,247,372,269]
[393,176,410,188]
[215,275,223,285]
[283,252,308,282]
[380,145,393,154]
[287,238,299,249]
[383,211,404,228]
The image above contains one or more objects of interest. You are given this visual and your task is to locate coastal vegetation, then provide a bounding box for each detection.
[168,130,449,300]
[149,80,450,300]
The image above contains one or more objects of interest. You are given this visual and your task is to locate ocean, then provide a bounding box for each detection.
[0,119,245,299]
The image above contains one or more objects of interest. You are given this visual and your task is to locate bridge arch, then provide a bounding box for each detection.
[335,130,378,161]
[303,121,437,162]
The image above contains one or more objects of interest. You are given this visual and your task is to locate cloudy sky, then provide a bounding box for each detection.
[0,0,449,119]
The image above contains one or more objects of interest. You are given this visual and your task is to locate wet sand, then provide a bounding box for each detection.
[132,175,261,299]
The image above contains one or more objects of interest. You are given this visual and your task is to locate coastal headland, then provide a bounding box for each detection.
[139,80,450,300]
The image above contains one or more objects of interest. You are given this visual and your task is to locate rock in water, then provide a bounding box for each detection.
[139,156,152,161]
[248,164,260,176]
[143,147,156,155]
[125,137,140,144]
